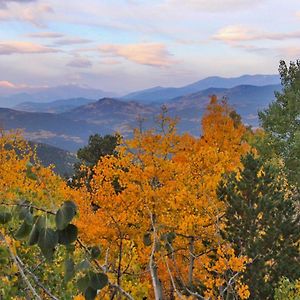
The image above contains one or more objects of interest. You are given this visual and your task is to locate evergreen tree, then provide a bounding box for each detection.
[69,134,119,189]
[259,60,300,188]
[218,153,300,299]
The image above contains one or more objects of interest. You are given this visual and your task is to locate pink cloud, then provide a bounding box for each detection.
[214,25,300,43]
[98,43,175,67]
[0,3,53,27]
[0,80,16,88]
[0,41,58,55]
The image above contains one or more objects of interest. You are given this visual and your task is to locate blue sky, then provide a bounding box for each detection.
[0,0,299,93]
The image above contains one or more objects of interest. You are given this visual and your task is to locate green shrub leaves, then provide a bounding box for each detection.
[58,224,78,245]
[0,200,108,299]
[55,201,77,230]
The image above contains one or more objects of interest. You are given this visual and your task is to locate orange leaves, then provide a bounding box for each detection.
[0,130,76,209]
[74,97,251,298]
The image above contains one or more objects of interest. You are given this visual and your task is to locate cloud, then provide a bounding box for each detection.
[28,32,64,38]
[0,0,36,8]
[0,41,58,55]
[0,80,16,88]
[277,46,300,58]
[0,3,53,26]
[67,57,92,68]
[166,0,265,12]
[98,43,175,67]
[1,0,36,3]
[214,25,300,43]
[53,38,92,46]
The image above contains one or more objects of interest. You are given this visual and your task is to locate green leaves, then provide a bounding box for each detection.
[77,276,90,293]
[77,271,108,300]
[90,246,101,259]
[0,246,9,264]
[75,259,90,272]
[38,228,58,259]
[0,199,101,299]
[58,224,78,245]
[28,216,46,246]
[0,209,12,224]
[84,287,97,300]
[64,258,75,282]
[89,272,108,290]
[55,201,77,230]
[15,221,32,240]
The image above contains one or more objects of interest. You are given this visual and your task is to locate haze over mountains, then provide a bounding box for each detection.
[122,74,280,103]
[14,98,95,113]
[0,84,115,108]
[0,75,282,155]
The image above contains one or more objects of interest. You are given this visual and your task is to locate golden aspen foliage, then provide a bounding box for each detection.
[0,129,76,209]
[75,97,251,299]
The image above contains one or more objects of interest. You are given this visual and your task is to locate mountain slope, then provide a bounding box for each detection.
[14,98,96,113]
[29,141,78,176]
[62,97,156,134]
[122,75,280,103]
[0,108,100,151]
[0,85,115,108]
[166,84,281,135]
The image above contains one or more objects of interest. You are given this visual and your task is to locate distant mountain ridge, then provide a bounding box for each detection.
[61,98,156,135]
[122,74,280,103]
[14,98,96,113]
[0,107,100,151]
[166,84,281,135]
[0,84,116,108]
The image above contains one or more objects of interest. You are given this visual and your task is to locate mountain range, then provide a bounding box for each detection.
[0,84,115,108]
[14,98,95,113]
[0,75,282,157]
[122,74,280,103]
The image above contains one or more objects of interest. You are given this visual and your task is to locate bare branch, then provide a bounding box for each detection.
[0,233,42,300]
[16,256,59,300]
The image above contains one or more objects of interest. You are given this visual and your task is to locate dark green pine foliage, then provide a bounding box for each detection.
[218,153,300,299]
[69,134,119,189]
[259,60,300,188]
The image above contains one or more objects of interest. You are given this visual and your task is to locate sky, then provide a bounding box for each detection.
[0,0,300,94]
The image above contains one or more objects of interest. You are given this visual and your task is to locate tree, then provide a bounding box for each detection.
[69,134,119,189]
[0,130,125,300]
[218,153,300,299]
[259,60,300,188]
[75,97,251,299]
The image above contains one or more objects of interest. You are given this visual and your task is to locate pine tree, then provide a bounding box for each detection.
[218,153,300,299]
[69,134,119,189]
[259,60,300,188]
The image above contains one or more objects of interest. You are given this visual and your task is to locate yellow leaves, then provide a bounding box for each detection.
[238,284,251,299]
[0,131,77,212]
[73,96,251,298]
[73,295,85,300]
[257,212,263,220]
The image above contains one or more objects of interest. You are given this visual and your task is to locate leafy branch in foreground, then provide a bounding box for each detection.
[0,200,111,300]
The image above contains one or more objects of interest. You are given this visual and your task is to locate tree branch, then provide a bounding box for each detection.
[0,233,42,300]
